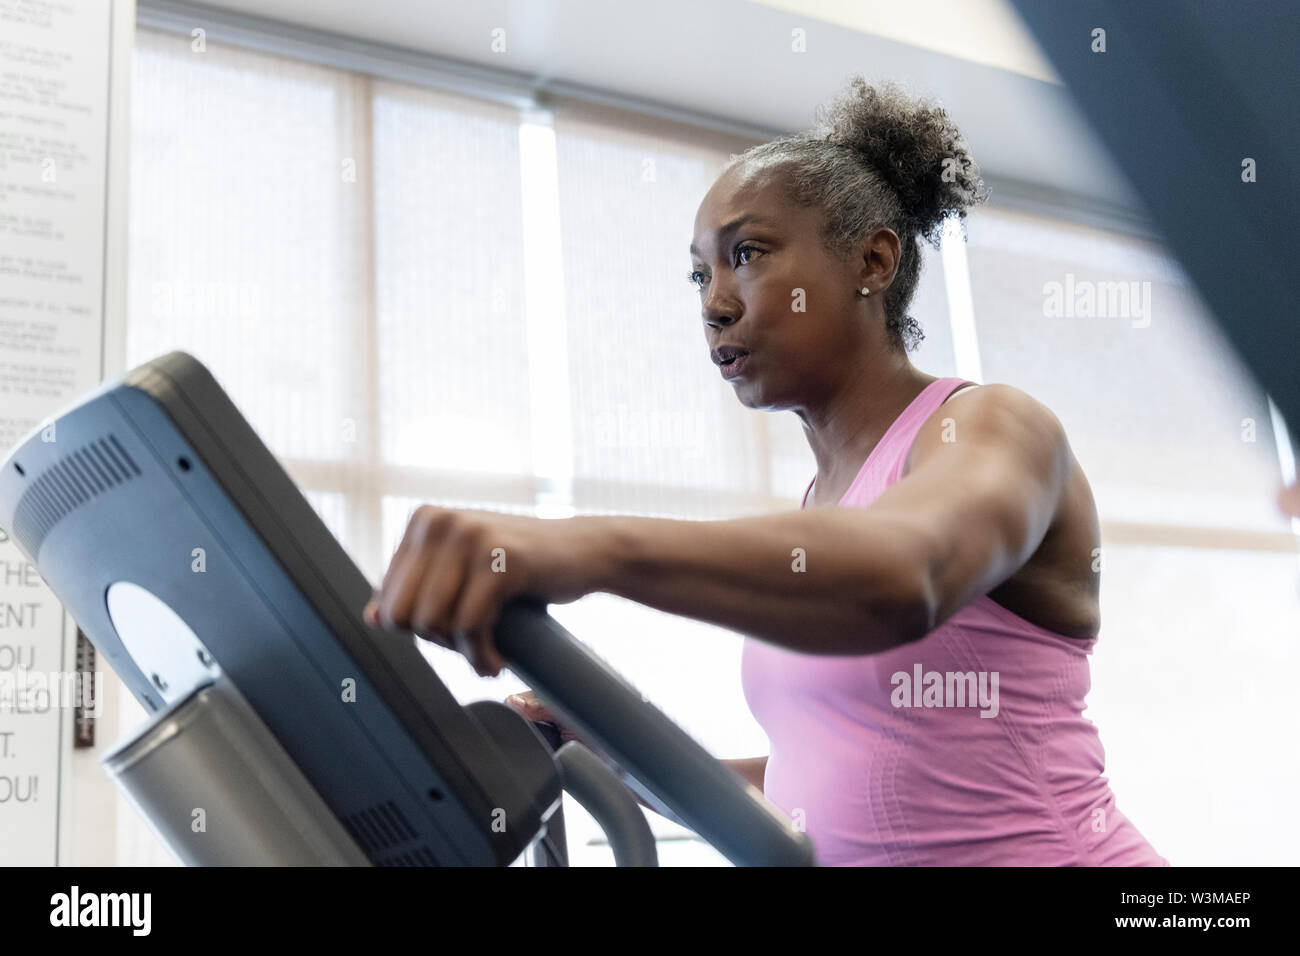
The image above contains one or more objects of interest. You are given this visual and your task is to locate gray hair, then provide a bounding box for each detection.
[731,77,989,351]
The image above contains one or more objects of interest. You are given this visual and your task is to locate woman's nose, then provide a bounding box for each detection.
[702,291,740,328]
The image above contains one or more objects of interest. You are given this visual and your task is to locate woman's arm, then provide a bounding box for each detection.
[595,506,935,655]
[365,386,1069,672]
[722,756,768,794]
[595,385,1070,655]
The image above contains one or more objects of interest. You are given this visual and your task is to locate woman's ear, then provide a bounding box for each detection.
[860,227,901,292]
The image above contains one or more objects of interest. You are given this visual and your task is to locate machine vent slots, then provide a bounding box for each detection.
[342,800,441,866]
[11,434,142,559]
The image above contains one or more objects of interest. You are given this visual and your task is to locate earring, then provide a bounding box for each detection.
[859,286,870,297]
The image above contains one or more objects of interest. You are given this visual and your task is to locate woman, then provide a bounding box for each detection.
[364,78,1167,866]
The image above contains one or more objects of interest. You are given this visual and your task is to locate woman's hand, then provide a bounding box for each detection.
[506,690,585,746]
[362,506,614,677]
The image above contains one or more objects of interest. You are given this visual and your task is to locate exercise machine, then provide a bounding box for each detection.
[0,351,816,867]
[1008,0,1300,437]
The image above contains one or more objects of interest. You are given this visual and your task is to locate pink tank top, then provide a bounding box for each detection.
[741,377,1168,866]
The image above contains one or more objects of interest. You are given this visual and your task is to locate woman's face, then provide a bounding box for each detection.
[689,164,875,412]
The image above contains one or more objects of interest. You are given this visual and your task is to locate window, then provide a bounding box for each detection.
[964,205,1289,534]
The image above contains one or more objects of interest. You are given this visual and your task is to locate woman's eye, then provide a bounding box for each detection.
[686,269,707,289]
[736,244,761,266]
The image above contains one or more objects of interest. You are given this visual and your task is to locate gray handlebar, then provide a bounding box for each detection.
[555,742,659,867]
[493,598,817,867]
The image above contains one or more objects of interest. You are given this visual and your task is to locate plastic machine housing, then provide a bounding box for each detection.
[0,352,816,867]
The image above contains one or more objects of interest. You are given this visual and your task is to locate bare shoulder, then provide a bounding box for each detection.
[905,383,1069,477]
[902,383,1100,640]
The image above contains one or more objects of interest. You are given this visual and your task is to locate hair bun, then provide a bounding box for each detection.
[814,77,988,242]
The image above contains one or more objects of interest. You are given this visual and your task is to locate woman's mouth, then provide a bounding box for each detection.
[719,351,749,380]
[713,346,751,380]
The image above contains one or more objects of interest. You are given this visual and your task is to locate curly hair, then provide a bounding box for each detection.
[731,77,989,351]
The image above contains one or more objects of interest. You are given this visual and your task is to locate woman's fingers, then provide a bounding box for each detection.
[506,692,584,744]
[451,562,509,677]
[506,691,548,718]
[363,506,515,675]
[410,543,467,648]
[507,692,561,725]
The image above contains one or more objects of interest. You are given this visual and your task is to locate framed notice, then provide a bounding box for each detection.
[0,0,131,865]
